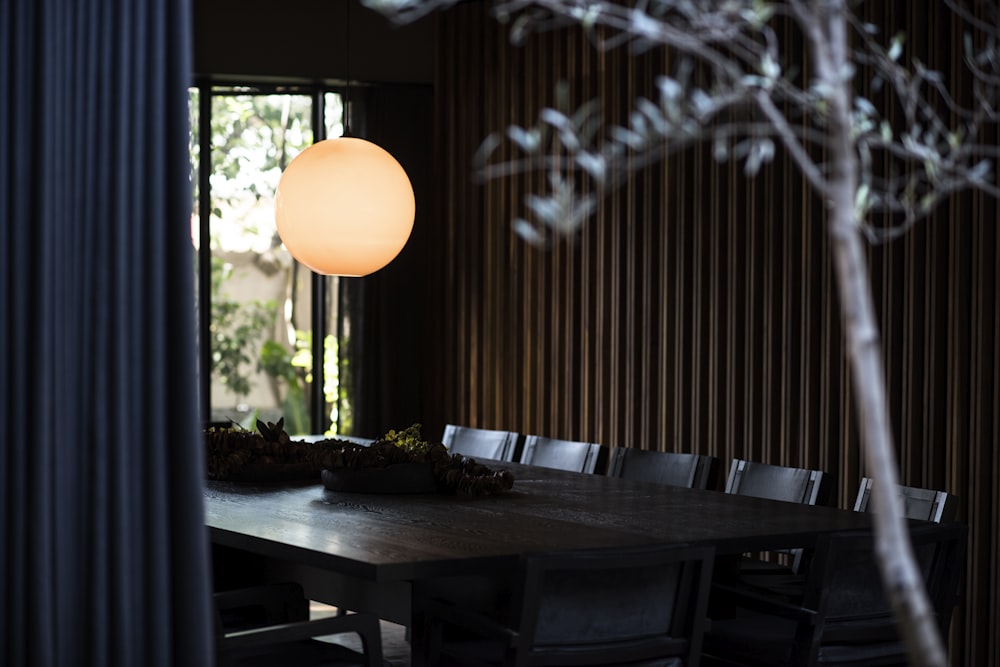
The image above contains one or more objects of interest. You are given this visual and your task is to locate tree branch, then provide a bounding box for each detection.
[362,5,1000,663]
[752,90,833,198]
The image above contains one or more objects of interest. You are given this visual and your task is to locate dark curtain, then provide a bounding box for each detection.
[1,0,214,665]
[349,84,434,440]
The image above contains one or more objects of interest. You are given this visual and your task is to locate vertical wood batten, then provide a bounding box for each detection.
[429,4,996,664]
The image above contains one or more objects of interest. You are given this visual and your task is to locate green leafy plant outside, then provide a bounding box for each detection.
[210,257,276,400]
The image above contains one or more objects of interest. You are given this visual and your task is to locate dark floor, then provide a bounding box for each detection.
[313,603,412,666]
[374,621,411,667]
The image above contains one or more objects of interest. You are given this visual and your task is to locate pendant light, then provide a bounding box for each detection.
[275,137,414,276]
[274,2,415,277]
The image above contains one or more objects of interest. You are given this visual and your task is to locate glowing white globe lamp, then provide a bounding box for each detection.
[274,137,415,276]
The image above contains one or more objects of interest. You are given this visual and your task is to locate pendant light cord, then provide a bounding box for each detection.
[344,0,352,137]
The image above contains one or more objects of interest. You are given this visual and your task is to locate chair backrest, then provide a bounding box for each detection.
[441,424,519,462]
[509,543,715,666]
[519,435,608,474]
[607,448,718,489]
[853,477,958,523]
[725,459,830,505]
[798,521,967,664]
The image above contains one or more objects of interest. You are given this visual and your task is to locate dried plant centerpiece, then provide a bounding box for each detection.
[318,423,515,495]
[205,419,514,496]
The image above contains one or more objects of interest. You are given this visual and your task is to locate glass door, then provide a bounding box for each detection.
[190,84,353,437]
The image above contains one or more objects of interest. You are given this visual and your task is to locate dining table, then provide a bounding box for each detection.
[204,459,873,665]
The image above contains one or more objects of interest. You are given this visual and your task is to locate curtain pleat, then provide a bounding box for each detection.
[2,0,213,665]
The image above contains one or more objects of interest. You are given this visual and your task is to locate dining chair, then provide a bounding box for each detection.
[853,477,958,523]
[724,458,831,584]
[214,582,386,667]
[422,542,716,667]
[702,521,968,667]
[518,435,609,474]
[441,424,519,462]
[607,448,719,489]
[733,479,960,609]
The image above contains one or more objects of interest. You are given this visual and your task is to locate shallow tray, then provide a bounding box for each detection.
[321,462,438,494]
[222,463,317,483]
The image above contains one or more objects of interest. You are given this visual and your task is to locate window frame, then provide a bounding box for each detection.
[193,79,349,434]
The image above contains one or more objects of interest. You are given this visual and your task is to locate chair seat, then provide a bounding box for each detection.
[439,636,688,667]
[706,614,906,666]
[222,637,379,667]
[732,557,806,600]
[704,613,799,665]
[702,523,967,667]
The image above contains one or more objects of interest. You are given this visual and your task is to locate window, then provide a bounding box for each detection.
[190,83,353,436]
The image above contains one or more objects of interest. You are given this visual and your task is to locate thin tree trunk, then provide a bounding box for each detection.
[827,216,947,667]
[820,3,947,665]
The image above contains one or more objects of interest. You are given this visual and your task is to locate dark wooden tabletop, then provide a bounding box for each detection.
[204,460,872,583]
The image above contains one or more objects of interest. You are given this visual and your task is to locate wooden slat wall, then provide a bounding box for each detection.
[424,3,998,665]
